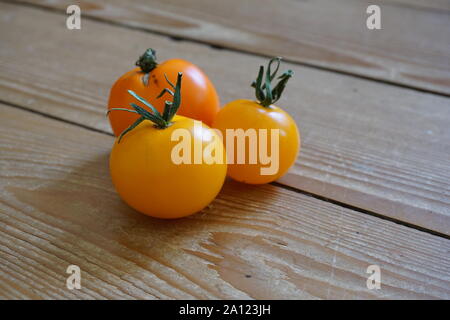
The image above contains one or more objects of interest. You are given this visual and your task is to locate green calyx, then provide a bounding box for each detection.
[136,48,158,73]
[251,57,293,108]
[108,72,183,143]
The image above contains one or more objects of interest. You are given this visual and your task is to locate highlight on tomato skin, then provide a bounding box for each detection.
[108,72,227,219]
[108,48,220,137]
[212,57,301,185]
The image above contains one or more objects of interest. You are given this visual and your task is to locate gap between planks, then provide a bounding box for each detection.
[5,0,450,99]
[1,97,449,243]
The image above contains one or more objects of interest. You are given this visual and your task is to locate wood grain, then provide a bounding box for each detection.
[1,3,449,234]
[17,0,450,95]
[1,104,450,299]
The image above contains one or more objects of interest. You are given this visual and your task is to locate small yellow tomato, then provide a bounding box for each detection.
[212,58,300,184]
[110,116,226,219]
[213,100,299,184]
[109,73,226,219]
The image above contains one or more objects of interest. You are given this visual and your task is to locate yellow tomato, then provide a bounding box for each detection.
[213,100,300,184]
[110,116,226,218]
[212,57,300,184]
[109,72,226,219]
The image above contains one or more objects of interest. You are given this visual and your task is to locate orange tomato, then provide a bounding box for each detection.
[212,58,300,184]
[108,48,220,136]
[109,73,226,219]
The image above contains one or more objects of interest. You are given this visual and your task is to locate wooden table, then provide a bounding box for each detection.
[1,0,449,299]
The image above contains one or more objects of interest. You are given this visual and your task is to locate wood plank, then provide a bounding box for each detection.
[18,0,450,95]
[384,0,450,11]
[1,3,450,235]
[1,104,450,299]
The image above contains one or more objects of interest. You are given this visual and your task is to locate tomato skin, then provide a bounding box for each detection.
[212,99,300,184]
[110,115,226,219]
[108,59,220,136]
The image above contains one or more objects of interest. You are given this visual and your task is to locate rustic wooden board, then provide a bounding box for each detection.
[1,3,449,235]
[1,104,450,299]
[18,0,450,95]
[385,0,450,11]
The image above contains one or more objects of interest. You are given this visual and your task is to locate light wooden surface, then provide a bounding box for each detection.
[1,105,449,299]
[1,3,449,235]
[18,0,450,95]
[0,1,449,299]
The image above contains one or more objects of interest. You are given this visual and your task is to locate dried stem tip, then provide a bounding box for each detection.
[136,48,158,73]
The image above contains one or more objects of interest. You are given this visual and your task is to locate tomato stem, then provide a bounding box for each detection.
[251,57,293,107]
[108,72,183,143]
[136,48,158,74]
